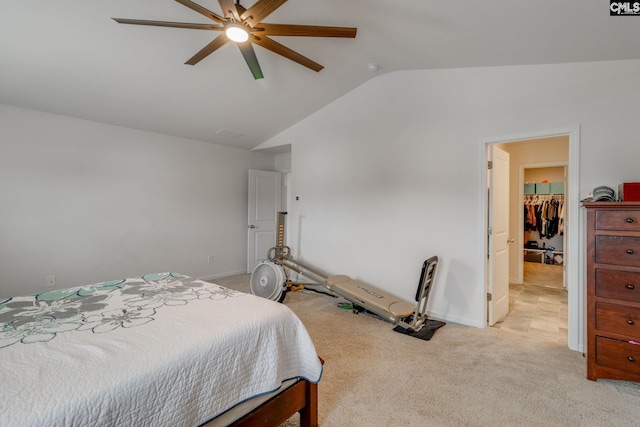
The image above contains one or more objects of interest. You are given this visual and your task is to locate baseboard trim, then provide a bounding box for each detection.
[199,270,247,282]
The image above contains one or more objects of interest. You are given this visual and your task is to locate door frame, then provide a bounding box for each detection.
[480,126,583,352]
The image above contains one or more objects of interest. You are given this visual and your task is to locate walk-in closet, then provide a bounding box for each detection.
[522,167,565,289]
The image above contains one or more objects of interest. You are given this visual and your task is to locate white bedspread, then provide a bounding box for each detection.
[0,273,322,426]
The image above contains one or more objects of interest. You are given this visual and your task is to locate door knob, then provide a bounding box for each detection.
[249,225,256,229]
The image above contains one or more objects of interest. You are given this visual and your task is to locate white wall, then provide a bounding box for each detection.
[261,59,640,328]
[274,152,292,173]
[0,104,274,297]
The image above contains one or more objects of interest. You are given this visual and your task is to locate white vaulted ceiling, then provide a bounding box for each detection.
[2,1,640,150]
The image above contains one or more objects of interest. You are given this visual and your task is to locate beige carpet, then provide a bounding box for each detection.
[213,274,640,427]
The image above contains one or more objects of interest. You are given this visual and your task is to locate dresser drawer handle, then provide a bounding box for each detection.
[629,356,636,363]
[627,284,636,290]
[627,249,636,255]
[627,218,635,223]
[629,319,636,325]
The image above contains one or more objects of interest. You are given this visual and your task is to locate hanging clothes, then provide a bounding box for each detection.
[524,196,537,231]
[523,194,564,239]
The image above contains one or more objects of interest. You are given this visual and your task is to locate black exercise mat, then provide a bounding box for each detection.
[393,319,446,341]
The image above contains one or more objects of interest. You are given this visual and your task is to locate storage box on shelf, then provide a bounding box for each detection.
[583,201,640,382]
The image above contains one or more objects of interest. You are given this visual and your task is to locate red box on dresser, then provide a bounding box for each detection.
[619,182,640,201]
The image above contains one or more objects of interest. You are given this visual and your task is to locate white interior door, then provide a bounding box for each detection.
[488,145,510,325]
[247,170,281,273]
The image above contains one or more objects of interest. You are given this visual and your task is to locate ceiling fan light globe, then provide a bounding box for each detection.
[226,25,249,43]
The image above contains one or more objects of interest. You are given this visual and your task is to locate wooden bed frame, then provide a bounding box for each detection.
[226,377,318,427]
[204,358,323,427]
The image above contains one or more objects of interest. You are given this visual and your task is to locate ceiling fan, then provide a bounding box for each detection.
[113,0,357,79]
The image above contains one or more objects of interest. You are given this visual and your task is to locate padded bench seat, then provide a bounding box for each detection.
[325,275,415,318]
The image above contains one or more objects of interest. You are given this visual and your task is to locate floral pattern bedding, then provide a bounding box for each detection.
[0,273,322,426]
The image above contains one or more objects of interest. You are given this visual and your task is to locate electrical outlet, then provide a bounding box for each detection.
[208,256,214,264]
[46,275,56,288]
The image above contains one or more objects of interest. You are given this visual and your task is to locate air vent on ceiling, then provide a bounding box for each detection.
[216,129,244,139]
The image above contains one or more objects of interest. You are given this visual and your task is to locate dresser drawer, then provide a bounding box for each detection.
[596,302,640,338]
[596,210,640,231]
[595,236,640,267]
[596,336,640,375]
[595,269,640,303]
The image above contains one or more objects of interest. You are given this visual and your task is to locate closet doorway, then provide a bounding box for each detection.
[522,164,566,290]
[487,134,571,346]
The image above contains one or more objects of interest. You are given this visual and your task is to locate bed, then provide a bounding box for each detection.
[0,272,323,426]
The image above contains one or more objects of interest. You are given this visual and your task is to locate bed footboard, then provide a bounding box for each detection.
[227,378,318,427]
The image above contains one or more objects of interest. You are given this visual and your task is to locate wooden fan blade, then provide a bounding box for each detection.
[113,18,223,31]
[175,0,225,24]
[252,36,323,72]
[218,0,240,20]
[241,0,287,27]
[257,23,357,38]
[185,33,229,65]
[237,43,264,79]
[235,3,247,15]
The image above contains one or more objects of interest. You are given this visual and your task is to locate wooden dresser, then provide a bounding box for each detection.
[584,202,640,382]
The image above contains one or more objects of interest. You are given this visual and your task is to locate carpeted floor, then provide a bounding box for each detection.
[213,274,640,427]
